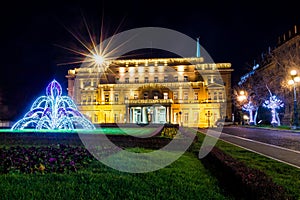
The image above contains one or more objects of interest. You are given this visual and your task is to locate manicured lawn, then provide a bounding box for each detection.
[0,127,157,136]
[195,131,300,200]
[0,149,232,200]
[0,129,233,200]
[3,127,299,199]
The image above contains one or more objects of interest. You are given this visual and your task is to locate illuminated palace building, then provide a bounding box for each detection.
[66,56,233,127]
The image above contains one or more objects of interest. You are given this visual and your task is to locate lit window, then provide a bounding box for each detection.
[125,78,129,83]
[154,77,158,83]
[184,113,188,123]
[184,76,188,82]
[144,93,148,99]
[119,67,125,73]
[144,77,149,83]
[105,95,109,102]
[164,93,168,99]
[115,94,119,102]
[194,93,198,100]
[173,92,178,100]
[94,115,98,122]
[184,92,188,100]
[82,95,86,103]
[219,92,223,100]
[114,114,119,123]
[178,65,184,72]
[135,77,139,83]
[194,112,199,123]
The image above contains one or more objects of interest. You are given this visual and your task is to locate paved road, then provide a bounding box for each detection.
[198,126,300,169]
[222,126,300,151]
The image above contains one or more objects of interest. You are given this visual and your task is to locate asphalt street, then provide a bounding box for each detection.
[198,126,300,169]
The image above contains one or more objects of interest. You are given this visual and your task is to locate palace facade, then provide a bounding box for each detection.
[66,57,233,127]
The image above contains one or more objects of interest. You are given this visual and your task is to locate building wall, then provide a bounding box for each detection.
[66,57,233,127]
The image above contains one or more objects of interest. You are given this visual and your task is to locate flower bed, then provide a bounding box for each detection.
[0,145,95,174]
[200,146,294,200]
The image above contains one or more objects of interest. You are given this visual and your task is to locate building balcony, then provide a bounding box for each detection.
[125,99,173,106]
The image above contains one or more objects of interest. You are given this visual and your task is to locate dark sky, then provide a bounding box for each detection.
[0,0,299,119]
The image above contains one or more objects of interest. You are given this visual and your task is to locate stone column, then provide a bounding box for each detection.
[179,87,183,100]
[110,88,114,103]
[166,106,169,123]
[101,88,104,104]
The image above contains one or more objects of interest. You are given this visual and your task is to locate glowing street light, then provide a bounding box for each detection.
[236,90,248,125]
[237,90,247,102]
[288,69,300,129]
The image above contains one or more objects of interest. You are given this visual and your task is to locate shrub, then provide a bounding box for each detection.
[201,146,294,200]
[160,127,178,138]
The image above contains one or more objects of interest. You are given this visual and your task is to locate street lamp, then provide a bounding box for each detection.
[205,111,212,127]
[237,90,247,125]
[237,90,247,102]
[288,70,300,129]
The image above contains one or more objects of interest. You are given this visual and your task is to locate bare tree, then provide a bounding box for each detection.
[236,33,300,125]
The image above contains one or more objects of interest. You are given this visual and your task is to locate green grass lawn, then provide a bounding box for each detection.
[0,127,157,136]
[194,131,300,200]
[0,128,233,200]
[2,127,300,199]
[0,149,232,200]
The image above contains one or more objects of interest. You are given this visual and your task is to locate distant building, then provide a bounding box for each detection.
[66,56,233,128]
[237,25,300,125]
[0,87,13,128]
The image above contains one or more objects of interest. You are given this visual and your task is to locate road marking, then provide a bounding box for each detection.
[220,131,300,154]
[196,128,300,169]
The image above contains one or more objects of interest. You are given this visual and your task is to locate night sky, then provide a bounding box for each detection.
[0,0,299,119]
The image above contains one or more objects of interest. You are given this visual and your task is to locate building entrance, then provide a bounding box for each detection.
[130,105,167,124]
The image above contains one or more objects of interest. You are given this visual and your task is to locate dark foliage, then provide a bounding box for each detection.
[201,146,295,200]
[0,144,95,174]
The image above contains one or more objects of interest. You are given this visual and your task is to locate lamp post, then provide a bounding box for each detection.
[178,111,182,126]
[237,90,247,125]
[205,111,212,127]
[288,70,300,129]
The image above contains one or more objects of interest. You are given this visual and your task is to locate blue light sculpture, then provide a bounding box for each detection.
[11,80,95,130]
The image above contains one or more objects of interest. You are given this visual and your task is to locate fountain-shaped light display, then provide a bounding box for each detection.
[11,80,95,130]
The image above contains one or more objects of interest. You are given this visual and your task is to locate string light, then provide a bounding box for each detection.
[11,80,95,130]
